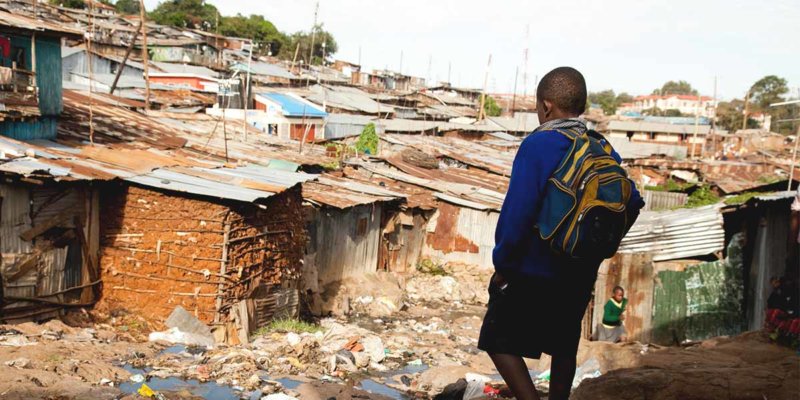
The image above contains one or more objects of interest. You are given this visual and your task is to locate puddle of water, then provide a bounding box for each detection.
[119,365,242,400]
[162,344,188,354]
[358,379,410,400]
[275,377,303,390]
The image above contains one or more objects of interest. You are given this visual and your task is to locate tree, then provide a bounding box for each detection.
[616,92,634,104]
[220,14,286,56]
[588,90,618,115]
[716,99,758,131]
[483,96,502,117]
[114,0,139,14]
[664,109,684,117]
[50,0,86,9]
[653,80,697,96]
[746,75,795,134]
[749,75,788,111]
[279,25,338,65]
[149,0,219,30]
[355,123,378,155]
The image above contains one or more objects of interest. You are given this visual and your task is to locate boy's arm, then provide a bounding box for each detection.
[493,133,570,277]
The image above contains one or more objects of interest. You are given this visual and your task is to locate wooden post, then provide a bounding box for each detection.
[511,66,519,115]
[109,19,142,94]
[242,39,253,141]
[215,217,231,324]
[742,90,750,130]
[691,93,700,158]
[139,0,151,111]
[87,2,95,144]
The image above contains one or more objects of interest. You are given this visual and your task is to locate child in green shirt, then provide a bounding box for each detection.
[596,286,628,342]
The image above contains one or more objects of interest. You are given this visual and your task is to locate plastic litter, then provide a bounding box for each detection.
[572,357,602,389]
[129,374,145,383]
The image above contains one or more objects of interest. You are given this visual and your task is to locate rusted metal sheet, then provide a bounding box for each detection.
[423,203,498,269]
[592,253,654,343]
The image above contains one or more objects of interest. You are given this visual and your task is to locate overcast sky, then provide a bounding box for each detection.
[145,0,799,100]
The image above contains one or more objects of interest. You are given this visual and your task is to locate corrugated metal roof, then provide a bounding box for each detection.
[0,9,82,36]
[608,120,711,135]
[488,115,540,133]
[258,93,327,118]
[618,204,725,261]
[231,61,297,80]
[607,137,688,159]
[151,62,219,78]
[307,85,394,115]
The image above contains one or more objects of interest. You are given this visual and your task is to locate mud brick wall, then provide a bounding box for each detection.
[98,185,305,325]
[222,186,306,315]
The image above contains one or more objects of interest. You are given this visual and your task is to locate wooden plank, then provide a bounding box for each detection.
[18,211,72,241]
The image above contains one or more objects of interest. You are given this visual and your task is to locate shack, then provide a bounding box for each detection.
[99,167,311,343]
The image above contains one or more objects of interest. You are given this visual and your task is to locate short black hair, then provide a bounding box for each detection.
[537,67,587,116]
[613,286,624,294]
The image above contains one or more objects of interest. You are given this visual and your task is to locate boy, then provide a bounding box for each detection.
[597,286,628,343]
[478,67,644,400]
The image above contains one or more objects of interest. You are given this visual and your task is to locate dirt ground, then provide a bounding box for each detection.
[0,270,798,400]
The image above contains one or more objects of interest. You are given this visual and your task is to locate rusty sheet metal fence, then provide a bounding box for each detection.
[618,204,725,261]
[641,190,688,211]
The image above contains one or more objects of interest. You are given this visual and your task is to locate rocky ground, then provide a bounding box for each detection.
[1,268,798,400]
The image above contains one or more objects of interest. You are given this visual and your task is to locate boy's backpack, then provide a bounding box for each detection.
[536,128,632,259]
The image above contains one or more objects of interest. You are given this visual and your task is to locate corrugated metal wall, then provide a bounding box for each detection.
[62,51,142,82]
[423,205,499,270]
[0,35,63,140]
[1,183,96,321]
[306,203,383,288]
[641,190,688,211]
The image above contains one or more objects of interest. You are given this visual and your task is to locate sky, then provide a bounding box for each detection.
[145,0,800,100]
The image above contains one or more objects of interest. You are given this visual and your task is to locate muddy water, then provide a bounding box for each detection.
[118,344,426,399]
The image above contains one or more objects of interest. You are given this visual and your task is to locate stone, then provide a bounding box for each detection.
[5,357,31,369]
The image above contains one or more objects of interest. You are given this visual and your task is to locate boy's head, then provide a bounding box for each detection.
[536,67,587,123]
[612,286,625,302]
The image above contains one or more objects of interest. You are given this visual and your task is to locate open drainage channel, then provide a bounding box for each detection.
[118,345,429,400]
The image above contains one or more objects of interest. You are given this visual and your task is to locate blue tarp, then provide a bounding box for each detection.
[258,93,327,118]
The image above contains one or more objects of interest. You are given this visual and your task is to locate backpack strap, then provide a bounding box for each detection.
[587,129,614,155]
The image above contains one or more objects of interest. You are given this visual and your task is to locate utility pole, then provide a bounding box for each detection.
[426,54,432,87]
[139,0,151,111]
[305,0,319,87]
[447,61,451,85]
[399,50,403,74]
[478,54,492,121]
[109,19,142,94]
[358,45,361,66]
[711,76,717,158]
[691,93,700,158]
[522,24,529,99]
[511,66,519,115]
[742,89,750,130]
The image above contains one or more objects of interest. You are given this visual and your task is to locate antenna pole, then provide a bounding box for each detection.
[479,54,492,121]
[139,0,151,111]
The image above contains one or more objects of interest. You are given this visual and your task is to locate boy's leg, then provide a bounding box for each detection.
[548,354,577,400]
[489,353,540,400]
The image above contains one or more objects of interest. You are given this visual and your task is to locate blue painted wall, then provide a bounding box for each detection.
[0,34,63,140]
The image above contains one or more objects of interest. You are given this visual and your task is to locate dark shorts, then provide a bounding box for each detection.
[478,271,596,359]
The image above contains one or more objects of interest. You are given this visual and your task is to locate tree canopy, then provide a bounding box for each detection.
[49,0,86,9]
[653,80,698,96]
[144,0,338,61]
[280,25,338,65]
[114,0,139,14]
[748,75,789,111]
[716,99,758,131]
[483,96,502,117]
[149,0,219,30]
[587,90,636,115]
[220,14,286,55]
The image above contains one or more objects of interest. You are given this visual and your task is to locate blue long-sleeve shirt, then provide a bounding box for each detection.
[493,129,644,279]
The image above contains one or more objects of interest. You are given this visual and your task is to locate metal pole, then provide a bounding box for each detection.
[479,54,492,121]
[511,66,519,115]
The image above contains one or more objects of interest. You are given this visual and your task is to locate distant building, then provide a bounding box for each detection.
[605,120,710,155]
[251,92,327,142]
[620,94,717,118]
